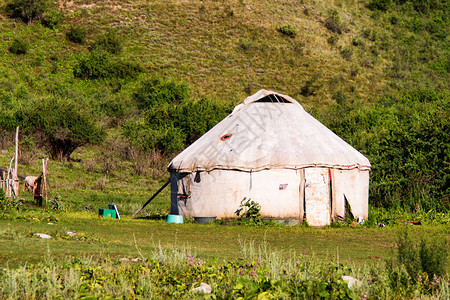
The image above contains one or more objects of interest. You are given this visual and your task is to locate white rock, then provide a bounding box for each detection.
[35,233,52,239]
[66,231,77,237]
[342,275,361,288]
[47,223,54,225]
[192,282,212,294]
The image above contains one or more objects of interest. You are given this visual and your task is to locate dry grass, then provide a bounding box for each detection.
[20,0,397,108]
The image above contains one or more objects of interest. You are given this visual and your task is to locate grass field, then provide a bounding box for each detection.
[1,208,449,298]
[1,209,448,267]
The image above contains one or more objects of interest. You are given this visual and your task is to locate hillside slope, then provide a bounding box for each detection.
[0,0,448,212]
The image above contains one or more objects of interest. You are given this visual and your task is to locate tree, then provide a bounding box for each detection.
[21,98,104,161]
[6,0,49,24]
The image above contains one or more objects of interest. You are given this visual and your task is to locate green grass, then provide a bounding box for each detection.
[1,210,449,269]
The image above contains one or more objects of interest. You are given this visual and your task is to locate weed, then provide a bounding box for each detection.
[386,227,449,296]
[235,198,262,225]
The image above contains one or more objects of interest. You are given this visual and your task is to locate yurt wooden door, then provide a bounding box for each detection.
[304,168,331,226]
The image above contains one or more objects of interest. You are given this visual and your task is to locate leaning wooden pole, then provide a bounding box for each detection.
[131,179,170,219]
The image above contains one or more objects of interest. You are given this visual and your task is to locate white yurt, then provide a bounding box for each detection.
[168,90,371,226]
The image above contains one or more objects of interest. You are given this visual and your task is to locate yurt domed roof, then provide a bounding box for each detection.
[168,90,371,173]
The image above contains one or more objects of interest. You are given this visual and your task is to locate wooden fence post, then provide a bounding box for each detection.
[12,127,19,199]
[42,158,48,206]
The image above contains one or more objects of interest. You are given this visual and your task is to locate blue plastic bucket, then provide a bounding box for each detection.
[167,214,183,224]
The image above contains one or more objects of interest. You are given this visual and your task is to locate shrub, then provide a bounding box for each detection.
[324,11,343,34]
[133,78,189,109]
[293,41,305,54]
[18,97,104,161]
[322,89,449,210]
[277,24,298,38]
[239,39,253,51]
[73,51,111,79]
[8,38,28,55]
[73,51,143,80]
[340,48,353,60]
[66,26,86,44]
[5,0,48,24]
[90,31,122,54]
[109,60,144,80]
[170,98,233,144]
[368,0,393,11]
[300,76,321,97]
[123,97,232,154]
[41,8,63,29]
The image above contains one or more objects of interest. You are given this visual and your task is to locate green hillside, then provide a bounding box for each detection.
[0,0,448,212]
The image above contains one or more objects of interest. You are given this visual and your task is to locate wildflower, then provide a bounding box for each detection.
[256,257,260,262]
[245,262,251,267]
[302,250,307,255]
[431,282,436,285]
[295,261,301,264]
[186,282,190,286]
[418,277,422,281]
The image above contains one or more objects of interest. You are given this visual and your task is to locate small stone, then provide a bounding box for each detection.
[35,233,52,239]
[342,275,361,288]
[192,282,212,294]
[66,231,77,237]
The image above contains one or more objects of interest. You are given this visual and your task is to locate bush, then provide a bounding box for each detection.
[133,78,189,109]
[73,51,111,79]
[368,0,393,11]
[124,94,232,154]
[6,0,48,24]
[109,60,144,80]
[8,38,28,55]
[277,24,298,38]
[41,8,63,29]
[73,51,143,80]
[324,11,343,34]
[90,31,122,54]
[66,26,86,44]
[322,89,449,210]
[18,98,104,160]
